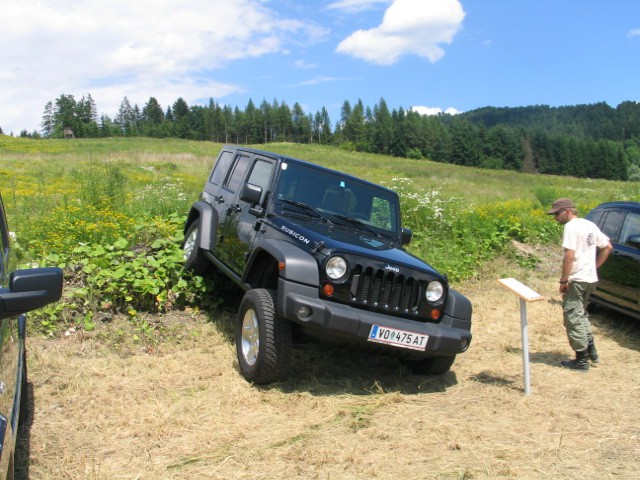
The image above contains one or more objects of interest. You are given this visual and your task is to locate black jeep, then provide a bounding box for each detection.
[183,146,472,384]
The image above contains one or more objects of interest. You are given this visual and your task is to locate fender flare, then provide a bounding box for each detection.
[186,201,219,251]
[244,238,319,286]
[443,288,473,323]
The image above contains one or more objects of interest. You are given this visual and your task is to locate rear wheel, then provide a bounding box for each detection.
[403,355,456,375]
[236,289,291,384]
[182,220,210,276]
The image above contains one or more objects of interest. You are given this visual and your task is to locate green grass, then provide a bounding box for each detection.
[1,134,638,333]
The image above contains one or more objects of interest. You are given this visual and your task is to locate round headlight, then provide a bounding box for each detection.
[426,281,444,303]
[326,256,347,280]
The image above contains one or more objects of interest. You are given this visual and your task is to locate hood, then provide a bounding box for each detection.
[266,214,443,278]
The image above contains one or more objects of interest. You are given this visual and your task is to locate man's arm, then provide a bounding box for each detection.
[559,248,575,293]
[596,241,613,268]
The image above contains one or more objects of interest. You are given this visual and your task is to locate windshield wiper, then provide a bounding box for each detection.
[279,200,326,220]
[331,214,386,239]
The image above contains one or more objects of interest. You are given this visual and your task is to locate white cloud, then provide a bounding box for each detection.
[294,60,319,69]
[326,0,392,13]
[296,76,353,87]
[0,0,326,133]
[336,0,465,65]
[411,106,460,116]
[628,28,640,38]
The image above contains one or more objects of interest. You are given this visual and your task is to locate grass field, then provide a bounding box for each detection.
[18,250,640,480]
[1,135,639,479]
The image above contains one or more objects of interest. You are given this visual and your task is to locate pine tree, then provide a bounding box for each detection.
[41,101,54,137]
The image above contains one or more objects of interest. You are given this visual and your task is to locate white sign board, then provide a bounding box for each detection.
[497,278,544,302]
[497,278,544,396]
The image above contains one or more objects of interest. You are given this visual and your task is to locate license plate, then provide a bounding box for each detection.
[368,325,428,351]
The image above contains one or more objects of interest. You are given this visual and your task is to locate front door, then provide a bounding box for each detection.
[215,156,276,274]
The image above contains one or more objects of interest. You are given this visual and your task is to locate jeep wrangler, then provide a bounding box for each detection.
[183,146,472,384]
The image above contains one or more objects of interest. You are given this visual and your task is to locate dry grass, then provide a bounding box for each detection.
[16,247,640,479]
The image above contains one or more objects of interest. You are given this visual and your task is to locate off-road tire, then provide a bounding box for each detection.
[403,354,456,375]
[236,289,292,384]
[182,220,210,276]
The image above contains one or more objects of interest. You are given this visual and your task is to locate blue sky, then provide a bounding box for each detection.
[1,0,639,134]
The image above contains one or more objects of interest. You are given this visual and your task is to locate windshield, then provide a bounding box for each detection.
[273,162,400,236]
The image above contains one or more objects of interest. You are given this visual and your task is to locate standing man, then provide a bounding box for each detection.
[548,198,612,371]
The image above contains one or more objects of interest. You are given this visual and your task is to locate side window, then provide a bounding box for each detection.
[209,151,235,186]
[246,160,274,204]
[224,155,252,193]
[600,210,625,243]
[619,212,640,248]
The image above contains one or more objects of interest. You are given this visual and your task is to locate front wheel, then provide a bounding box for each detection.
[182,220,210,276]
[236,289,292,385]
[402,355,456,375]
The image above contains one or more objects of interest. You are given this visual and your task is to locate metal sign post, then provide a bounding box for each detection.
[497,278,545,396]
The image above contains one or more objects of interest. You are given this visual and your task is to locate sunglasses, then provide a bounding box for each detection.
[553,209,565,217]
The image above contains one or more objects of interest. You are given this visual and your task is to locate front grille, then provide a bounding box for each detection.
[350,266,423,316]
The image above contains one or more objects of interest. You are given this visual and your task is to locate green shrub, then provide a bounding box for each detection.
[534,185,559,208]
[29,217,209,334]
[387,178,562,281]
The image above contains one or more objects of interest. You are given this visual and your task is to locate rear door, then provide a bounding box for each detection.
[212,152,253,267]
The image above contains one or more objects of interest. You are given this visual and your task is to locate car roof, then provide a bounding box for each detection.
[590,201,640,211]
[222,145,397,195]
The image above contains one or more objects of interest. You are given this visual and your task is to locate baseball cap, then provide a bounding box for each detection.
[547,198,575,215]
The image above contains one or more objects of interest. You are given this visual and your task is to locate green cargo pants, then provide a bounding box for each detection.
[562,281,597,352]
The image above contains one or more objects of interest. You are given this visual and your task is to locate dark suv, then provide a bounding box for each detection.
[183,146,472,384]
[0,193,63,479]
[585,201,640,320]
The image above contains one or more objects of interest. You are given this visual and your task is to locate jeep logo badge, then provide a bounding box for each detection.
[384,264,400,273]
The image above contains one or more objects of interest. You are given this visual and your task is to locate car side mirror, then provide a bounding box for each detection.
[0,267,63,320]
[401,227,413,246]
[240,183,262,205]
[240,183,264,216]
[626,234,640,249]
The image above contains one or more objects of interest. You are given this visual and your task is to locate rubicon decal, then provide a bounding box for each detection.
[280,225,311,244]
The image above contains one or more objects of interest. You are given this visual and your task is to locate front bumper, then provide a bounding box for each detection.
[277,278,472,359]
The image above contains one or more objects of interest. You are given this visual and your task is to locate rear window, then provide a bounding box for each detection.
[209,150,235,186]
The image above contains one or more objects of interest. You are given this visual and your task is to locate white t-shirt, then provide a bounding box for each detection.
[562,218,609,283]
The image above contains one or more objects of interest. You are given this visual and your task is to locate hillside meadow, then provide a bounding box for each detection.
[1,135,639,479]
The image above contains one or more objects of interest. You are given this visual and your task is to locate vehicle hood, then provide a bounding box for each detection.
[265,214,443,278]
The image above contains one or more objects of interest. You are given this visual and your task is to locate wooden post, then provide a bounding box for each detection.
[497,278,544,396]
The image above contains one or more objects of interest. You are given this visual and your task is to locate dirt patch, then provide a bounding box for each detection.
[16,249,640,479]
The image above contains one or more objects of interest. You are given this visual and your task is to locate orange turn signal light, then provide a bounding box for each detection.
[322,283,335,296]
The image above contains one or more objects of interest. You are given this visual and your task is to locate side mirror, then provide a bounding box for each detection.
[240,183,262,205]
[0,267,63,320]
[240,183,264,217]
[626,234,640,249]
[401,227,413,246]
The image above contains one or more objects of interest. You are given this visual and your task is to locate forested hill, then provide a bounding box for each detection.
[455,101,640,142]
[8,94,640,182]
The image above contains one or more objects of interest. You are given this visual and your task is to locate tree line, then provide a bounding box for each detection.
[8,94,640,181]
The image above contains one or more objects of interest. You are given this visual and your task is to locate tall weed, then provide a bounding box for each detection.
[386,178,562,281]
